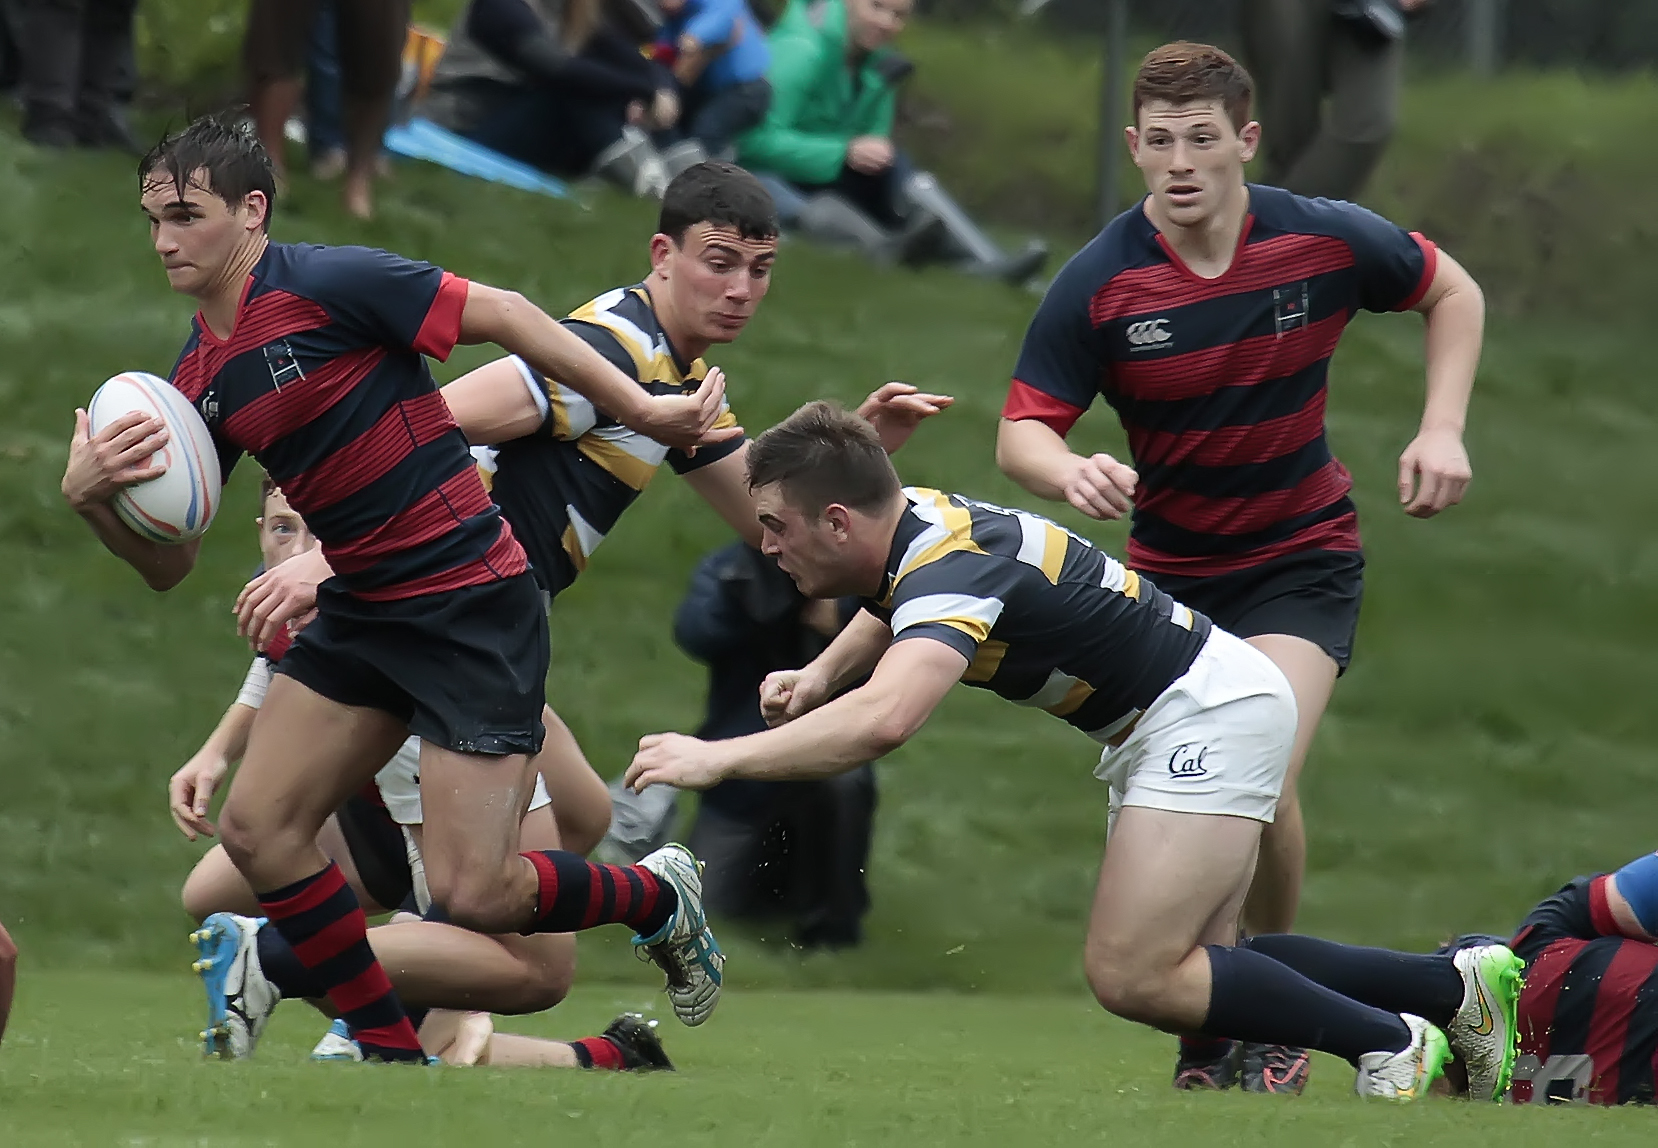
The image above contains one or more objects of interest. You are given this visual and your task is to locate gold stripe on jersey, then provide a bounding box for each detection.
[1045,679,1095,717]
[963,639,1009,683]
[1036,521,1069,583]
[560,523,589,572]
[577,436,662,491]
[881,489,989,607]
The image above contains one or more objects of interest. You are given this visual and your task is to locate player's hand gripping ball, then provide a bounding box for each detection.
[82,371,221,543]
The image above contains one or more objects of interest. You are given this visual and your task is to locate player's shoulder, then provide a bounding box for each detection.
[1048,206,1162,295]
[1247,183,1402,244]
[566,284,661,364]
[256,241,423,298]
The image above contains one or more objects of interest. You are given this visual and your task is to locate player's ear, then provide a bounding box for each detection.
[1237,120,1261,164]
[823,503,854,540]
[648,233,676,277]
[243,190,270,232]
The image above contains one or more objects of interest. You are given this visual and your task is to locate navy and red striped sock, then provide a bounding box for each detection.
[257,863,425,1062]
[522,850,676,938]
[568,1036,626,1070]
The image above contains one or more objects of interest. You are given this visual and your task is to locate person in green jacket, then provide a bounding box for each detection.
[737,0,1046,284]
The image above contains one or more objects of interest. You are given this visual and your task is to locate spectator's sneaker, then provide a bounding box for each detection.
[660,139,709,181]
[632,843,723,1026]
[602,1013,675,1071]
[21,103,77,148]
[1448,944,1525,1101]
[190,913,280,1059]
[980,239,1050,287]
[1240,1043,1311,1095]
[1354,1014,1452,1100]
[74,105,142,154]
[310,1018,364,1063]
[1172,1038,1242,1090]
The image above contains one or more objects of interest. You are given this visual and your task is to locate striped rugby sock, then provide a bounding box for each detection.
[568,1036,625,1070]
[522,850,677,938]
[257,863,425,1062]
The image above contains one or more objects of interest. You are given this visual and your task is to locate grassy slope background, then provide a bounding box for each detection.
[0,17,1654,1000]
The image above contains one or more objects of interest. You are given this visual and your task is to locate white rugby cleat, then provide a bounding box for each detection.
[1448,944,1525,1101]
[1354,1013,1452,1101]
[310,1017,363,1063]
[191,912,280,1059]
[633,843,724,1026]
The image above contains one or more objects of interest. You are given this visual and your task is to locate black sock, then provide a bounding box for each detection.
[1201,944,1413,1065]
[1242,934,1466,1029]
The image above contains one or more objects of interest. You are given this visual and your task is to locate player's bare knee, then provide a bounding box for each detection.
[435,873,520,934]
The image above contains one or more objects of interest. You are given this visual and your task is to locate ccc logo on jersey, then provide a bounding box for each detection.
[1125,318,1172,350]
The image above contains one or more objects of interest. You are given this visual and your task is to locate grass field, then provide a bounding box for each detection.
[4,972,1654,1146]
[4,10,1658,1139]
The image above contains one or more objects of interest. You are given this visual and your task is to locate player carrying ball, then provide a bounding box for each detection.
[62,112,734,1062]
[994,42,1485,1092]
[625,402,1521,1102]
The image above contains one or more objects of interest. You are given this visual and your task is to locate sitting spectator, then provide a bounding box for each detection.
[304,0,351,180]
[422,0,682,198]
[649,0,773,169]
[11,0,140,150]
[603,543,877,949]
[244,0,407,219]
[739,0,1045,284]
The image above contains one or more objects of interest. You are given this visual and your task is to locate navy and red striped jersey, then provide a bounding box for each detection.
[1507,874,1658,1105]
[1004,185,1437,577]
[168,242,527,601]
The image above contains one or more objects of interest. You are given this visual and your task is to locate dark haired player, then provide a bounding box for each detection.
[993,41,1486,1092]
[199,159,947,1044]
[624,401,1522,1102]
[62,113,737,1062]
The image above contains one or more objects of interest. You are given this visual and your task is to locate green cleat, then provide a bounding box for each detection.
[1448,943,1526,1100]
[1355,1014,1452,1101]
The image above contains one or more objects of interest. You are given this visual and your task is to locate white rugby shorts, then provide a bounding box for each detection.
[1096,627,1297,825]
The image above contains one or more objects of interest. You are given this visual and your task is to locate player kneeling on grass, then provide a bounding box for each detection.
[172,479,667,1070]
[625,401,1523,1102]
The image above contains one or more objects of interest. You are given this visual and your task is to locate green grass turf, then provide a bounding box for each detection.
[2,972,1653,1146]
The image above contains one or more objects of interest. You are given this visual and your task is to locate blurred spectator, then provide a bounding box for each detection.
[738,0,1045,284]
[649,0,772,168]
[304,0,350,180]
[244,0,408,219]
[1239,0,1430,201]
[602,543,877,949]
[422,0,682,198]
[678,543,876,950]
[11,0,141,150]
[0,3,18,94]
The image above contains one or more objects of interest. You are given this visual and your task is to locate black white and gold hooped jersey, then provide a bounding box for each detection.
[862,488,1213,743]
[472,284,744,599]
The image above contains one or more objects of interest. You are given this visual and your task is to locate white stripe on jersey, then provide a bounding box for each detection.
[1022,667,1088,710]
[565,503,607,557]
[891,591,1005,639]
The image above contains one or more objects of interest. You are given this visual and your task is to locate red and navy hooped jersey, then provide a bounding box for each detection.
[168,242,527,601]
[1003,186,1437,577]
[1507,875,1658,1105]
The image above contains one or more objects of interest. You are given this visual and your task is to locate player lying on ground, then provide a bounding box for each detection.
[993,42,1483,1092]
[64,112,732,1062]
[228,160,949,856]
[175,478,663,1068]
[625,402,1521,1102]
[1429,848,1658,1105]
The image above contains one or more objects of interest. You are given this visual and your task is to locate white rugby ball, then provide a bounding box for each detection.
[87,371,222,544]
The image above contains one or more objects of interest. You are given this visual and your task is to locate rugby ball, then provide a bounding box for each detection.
[87,371,222,544]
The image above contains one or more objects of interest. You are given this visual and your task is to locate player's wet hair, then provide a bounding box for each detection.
[258,469,279,507]
[1132,41,1254,131]
[747,401,899,518]
[658,161,779,245]
[140,110,278,228]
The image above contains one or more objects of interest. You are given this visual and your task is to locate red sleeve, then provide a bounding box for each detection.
[1002,378,1088,438]
[1396,233,1438,311]
[1587,874,1642,939]
[412,272,469,361]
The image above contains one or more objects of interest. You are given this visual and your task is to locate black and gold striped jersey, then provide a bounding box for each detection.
[474,284,745,599]
[863,488,1213,742]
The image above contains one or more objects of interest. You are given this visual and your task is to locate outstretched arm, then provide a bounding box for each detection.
[61,409,200,590]
[459,284,740,451]
[1398,249,1483,519]
[625,636,966,789]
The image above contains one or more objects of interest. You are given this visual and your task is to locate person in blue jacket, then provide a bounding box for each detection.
[652,0,773,159]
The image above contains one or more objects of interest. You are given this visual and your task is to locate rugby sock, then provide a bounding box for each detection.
[1201,944,1413,1065]
[1241,934,1466,1029]
[568,1036,626,1070]
[522,850,677,938]
[255,922,323,999]
[257,863,425,1062]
